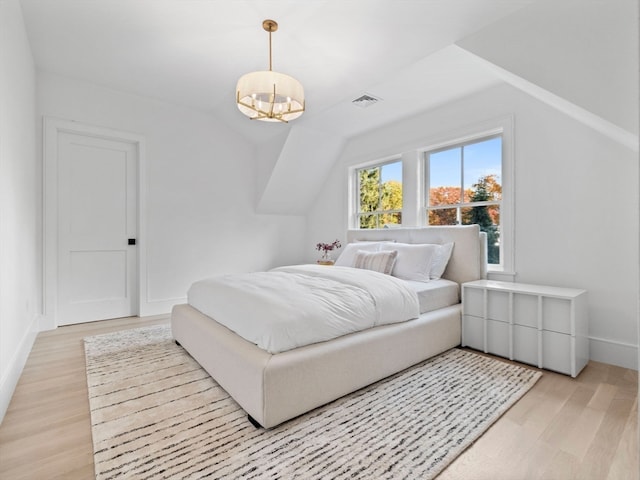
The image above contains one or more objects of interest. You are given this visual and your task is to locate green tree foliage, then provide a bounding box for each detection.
[359,168,402,228]
[359,168,380,229]
[463,175,500,264]
[359,168,380,212]
[381,180,402,226]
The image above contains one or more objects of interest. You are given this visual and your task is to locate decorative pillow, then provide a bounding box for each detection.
[430,242,454,279]
[353,250,398,275]
[335,242,386,267]
[381,243,439,282]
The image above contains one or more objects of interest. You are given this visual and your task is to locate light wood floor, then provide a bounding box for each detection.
[0,316,637,480]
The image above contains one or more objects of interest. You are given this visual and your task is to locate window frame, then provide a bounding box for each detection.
[424,133,503,264]
[419,119,514,274]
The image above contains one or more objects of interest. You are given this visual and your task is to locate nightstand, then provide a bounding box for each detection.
[461,280,588,377]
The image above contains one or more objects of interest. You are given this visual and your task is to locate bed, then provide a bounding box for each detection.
[171,225,487,428]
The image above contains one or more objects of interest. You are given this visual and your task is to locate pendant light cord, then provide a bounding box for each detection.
[268,30,273,71]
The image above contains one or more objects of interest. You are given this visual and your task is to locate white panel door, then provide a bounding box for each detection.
[57,132,137,325]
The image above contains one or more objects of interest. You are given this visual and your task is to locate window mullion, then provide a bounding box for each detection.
[460,145,465,208]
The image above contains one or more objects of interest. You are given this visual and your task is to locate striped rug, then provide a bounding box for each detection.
[84,324,541,480]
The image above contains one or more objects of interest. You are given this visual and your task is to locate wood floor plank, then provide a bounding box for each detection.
[491,419,546,477]
[577,397,636,479]
[587,382,619,411]
[522,373,579,436]
[541,450,581,480]
[540,385,595,446]
[607,398,639,480]
[556,405,606,461]
[0,316,637,479]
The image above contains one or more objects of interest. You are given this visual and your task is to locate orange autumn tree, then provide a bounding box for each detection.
[428,186,462,225]
[428,174,501,226]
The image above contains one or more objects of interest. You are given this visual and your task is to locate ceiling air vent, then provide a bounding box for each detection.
[352,93,382,108]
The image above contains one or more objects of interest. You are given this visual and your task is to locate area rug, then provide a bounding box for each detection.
[84,324,541,480]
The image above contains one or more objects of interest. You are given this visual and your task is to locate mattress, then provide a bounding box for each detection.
[404,278,460,314]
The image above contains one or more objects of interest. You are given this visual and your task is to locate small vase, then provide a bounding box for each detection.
[317,250,334,265]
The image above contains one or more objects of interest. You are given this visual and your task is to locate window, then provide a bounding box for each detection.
[349,117,513,274]
[425,135,502,264]
[356,160,403,229]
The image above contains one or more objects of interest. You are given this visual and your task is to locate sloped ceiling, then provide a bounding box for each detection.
[19,0,638,214]
[457,0,638,143]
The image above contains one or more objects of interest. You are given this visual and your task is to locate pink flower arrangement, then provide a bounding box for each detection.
[315,239,342,254]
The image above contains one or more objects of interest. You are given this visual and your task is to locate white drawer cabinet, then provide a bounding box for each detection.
[462,280,588,377]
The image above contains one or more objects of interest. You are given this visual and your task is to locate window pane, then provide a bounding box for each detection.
[359,167,381,212]
[381,176,402,212]
[429,186,463,207]
[357,160,402,229]
[428,208,458,226]
[380,212,401,227]
[463,137,502,202]
[381,161,402,184]
[380,161,403,212]
[429,148,461,206]
[359,214,377,229]
[462,204,500,264]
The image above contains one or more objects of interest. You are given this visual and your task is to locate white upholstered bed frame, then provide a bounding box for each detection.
[171,225,487,428]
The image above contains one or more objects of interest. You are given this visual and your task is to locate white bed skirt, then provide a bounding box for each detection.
[171,302,461,428]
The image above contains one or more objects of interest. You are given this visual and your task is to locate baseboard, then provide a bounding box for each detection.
[589,336,638,371]
[0,314,40,424]
[140,297,186,317]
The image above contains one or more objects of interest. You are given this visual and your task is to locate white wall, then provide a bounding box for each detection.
[0,0,41,423]
[306,83,639,370]
[257,125,345,215]
[37,71,307,319]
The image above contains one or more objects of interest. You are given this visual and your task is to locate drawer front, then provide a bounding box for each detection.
[487,290,510,322]
[486,319,510,358]
[513,293,538,328]
[542,331,572,375]
[512,325,538,366]
[463,288,484,317]
[542,297,572,334]
[462,315,484,351]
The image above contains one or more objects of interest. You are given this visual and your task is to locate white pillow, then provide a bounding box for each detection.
[334,242,381,267]
[430,242,454,280]
[381,243,439,282]
[352,239,396,244]
[353,250,398,275]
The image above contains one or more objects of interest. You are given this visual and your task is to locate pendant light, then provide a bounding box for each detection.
[236,19,305,123]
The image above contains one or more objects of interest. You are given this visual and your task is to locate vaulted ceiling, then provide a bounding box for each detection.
[19,0,638,213]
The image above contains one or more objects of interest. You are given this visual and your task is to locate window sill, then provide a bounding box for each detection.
[486,269,516,282]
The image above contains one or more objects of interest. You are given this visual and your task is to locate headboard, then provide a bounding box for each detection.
[346,225,487,285]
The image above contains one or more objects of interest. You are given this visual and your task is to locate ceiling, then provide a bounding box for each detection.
[18,0,638,215]
[19,0,543,143]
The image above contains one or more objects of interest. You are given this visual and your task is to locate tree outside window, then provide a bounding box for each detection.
[357,160,403,229]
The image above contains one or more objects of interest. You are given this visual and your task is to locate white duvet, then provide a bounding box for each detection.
[187,264,420,354]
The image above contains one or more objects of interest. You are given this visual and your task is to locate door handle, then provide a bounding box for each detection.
[128,238,136,245]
